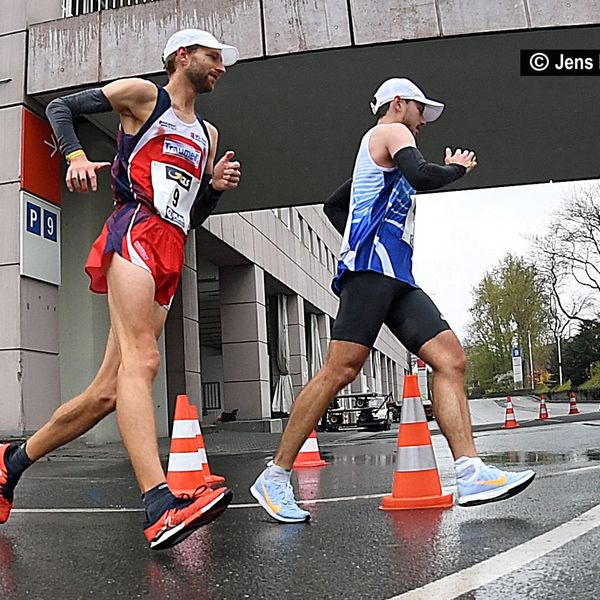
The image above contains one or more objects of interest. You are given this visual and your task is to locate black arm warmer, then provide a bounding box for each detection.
[393,147,467,192]
[190,174,223,229]
[323,178,351,235]
[46,88,113,156]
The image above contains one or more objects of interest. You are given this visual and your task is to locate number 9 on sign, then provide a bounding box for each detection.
[44,209,57,242]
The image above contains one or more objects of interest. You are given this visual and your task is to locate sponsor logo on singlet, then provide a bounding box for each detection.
[165,165,192,191]
[133,240,149,261]
[190,131,206,143]
[163,139,201,167]
[158,119,177,131]
[165,206,185,228]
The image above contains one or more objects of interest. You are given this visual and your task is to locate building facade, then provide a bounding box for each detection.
[0,0,411,443]
[3,0,597,442]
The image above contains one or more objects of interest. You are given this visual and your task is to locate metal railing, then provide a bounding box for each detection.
[202,381,222,414]
[62,0,160,18]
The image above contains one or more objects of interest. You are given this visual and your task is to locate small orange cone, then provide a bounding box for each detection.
[187,402,225,486]
[381,375,453,510]
[166,395,207,494]
[538,394,550,420]
[568,391,580,415]
[293,431,328,469]
[502,396,519,429]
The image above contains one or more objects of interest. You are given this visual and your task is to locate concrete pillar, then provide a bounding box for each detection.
[0,0,63,437]
[165,230,202,429]
[287,295,309,398]
[220,264,270,419]
[381,355,390,395]
[317,313,331,364]
[363,352,375,394]
[396,363,405,399]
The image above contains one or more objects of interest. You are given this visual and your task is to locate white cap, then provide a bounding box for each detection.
[162,29,239,67]
[370,78,444,122]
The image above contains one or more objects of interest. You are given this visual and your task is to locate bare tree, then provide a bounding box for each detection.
[532,184,600,325]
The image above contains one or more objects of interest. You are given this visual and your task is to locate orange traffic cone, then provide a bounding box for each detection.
[538,394,550,420]
[293,431,328,469]
[187,402,225,486]
[166,395,206,494]
[568,391,580,415]
[502,396,519,429]
[381,375,453,510]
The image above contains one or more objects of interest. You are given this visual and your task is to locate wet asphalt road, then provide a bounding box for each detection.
[2,418,600,599]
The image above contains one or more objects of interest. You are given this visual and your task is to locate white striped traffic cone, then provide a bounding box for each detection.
[166,395,207,494]
[502,396,519,429]
[187,402,225,486]
[381,375,453,510]
[568,392,580,415]
[538,394,550,420]
[293,431,328,469]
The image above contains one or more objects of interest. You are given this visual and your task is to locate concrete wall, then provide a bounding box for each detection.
[27,0,600,93]
[203,205,409,368]
[0,0,63,437]
[58,129,170,443]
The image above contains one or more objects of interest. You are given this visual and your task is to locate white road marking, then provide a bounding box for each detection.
[10,463,600,514]
[386,501,600,600]
[229,491,390,509]
[12,508,142,513]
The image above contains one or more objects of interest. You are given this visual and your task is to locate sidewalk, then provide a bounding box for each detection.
[32,426,369,463]
[11,409,600,464]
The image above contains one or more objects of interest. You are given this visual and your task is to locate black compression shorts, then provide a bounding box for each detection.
[331,271,451,354]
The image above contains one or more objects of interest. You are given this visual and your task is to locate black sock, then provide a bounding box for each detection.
[5,442,33,480]
[142,483,178,524]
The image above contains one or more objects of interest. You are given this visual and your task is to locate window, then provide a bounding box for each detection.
[280,207,291,229]
[62,0,160,18]
[298,215,306,245]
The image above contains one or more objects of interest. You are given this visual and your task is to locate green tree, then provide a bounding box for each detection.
[466,254,551,392]
[554,320,600,386]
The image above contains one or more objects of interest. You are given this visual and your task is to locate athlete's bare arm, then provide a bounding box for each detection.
[102,78,158,135]
[53,78,158,193]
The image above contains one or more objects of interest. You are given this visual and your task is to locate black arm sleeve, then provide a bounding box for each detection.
[46,88,113,157]
[393,147,467,192]
[323,178,351,235]
[190,174,223,229]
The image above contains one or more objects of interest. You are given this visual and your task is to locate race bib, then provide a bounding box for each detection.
[151,162,201,231]
[401,196,417,248]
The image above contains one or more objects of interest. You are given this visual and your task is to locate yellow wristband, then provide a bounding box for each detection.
[66,149,85,163]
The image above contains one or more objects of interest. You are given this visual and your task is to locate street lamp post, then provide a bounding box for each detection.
[528,331,535,389]
[556,334,564,386]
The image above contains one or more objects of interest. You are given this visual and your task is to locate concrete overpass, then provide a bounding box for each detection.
[1,0,600,439]
[24,0,600,212]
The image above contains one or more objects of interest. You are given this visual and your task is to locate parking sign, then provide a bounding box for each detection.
[20,191,61,285]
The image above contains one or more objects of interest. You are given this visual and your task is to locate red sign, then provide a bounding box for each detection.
[21,108,62,206]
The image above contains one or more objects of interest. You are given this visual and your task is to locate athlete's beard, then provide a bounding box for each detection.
[186,67,213,94]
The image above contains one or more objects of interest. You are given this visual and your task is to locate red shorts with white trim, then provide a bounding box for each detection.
[85,202,186,309]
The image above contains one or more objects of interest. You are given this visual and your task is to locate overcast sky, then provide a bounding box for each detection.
[412,179,598,341]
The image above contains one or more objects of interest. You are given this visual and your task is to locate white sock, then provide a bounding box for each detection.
[264,460,292,484]
[454,456,484,479]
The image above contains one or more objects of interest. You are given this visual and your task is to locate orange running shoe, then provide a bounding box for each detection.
[144,486,232,550]
[0,444,16,524]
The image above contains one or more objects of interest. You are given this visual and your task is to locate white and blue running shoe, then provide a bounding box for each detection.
[457,459,535,507]
[250,470,310,523]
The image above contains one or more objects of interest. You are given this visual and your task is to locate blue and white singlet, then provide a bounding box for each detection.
[332,126,418,295]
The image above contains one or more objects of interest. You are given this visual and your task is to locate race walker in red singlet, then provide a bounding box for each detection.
[85,85,211,308]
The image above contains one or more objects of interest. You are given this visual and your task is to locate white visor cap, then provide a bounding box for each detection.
[162,29,239,67]
[370,78,444,122]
